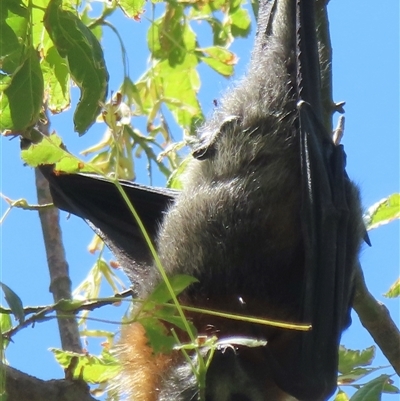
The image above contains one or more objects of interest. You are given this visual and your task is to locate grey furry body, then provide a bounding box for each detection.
[147,7,304,396]
[148,0,363,399]
[158,0,301,310]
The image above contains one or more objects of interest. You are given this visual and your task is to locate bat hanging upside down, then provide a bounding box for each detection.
[38,0,365,399]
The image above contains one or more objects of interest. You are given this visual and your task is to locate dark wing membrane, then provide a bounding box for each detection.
[265,106,350,401]
[266,1,357,399]
[299,105,350,399]
[40,165,177,271]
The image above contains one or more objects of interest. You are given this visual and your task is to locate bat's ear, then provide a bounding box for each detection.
[39,165,177,290]
[192,116,240,160]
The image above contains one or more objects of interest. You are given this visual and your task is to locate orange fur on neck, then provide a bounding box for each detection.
[116,322,172,401]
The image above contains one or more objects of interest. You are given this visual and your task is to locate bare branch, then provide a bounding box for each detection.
[2,290,133,339]
[34,118,82,353]
[2,364,98,401]
[353,264,400,375]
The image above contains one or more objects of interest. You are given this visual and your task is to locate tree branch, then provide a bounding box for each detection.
[353,264,400,375]
[35,118,82,353]
[2,364,98,401]
[1,290,133,339]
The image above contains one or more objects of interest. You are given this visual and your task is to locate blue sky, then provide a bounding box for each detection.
[1,0,399,399]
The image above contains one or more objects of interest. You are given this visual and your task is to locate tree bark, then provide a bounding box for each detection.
[35,117,82,353]
[353,265,400,376]
[2,364,97,401]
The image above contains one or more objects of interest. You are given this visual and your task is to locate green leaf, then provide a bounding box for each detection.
[118,0,146,19]
[188,11,231,47]
[364,194,400,230]
[147,7,196,66]
[0,0,29,76]
[146,274,198,306]
[21,132,67,165]
[155,312,198,336]
[382,382,400,394]
[0,282,24,324]
[80,5,103,42]
[166,156,191,190]
[338,367,380,385]
[44,0,109,135]
[21,132,96,173]
[31,0,49,50]
[201,56,235,77]
[209,0,230,11]
[123,77,144,113]
[384,278,400,298]
[141,56,201,128]
[0,313,12,351]
[201,47,237,64]
[80,329,116,340]
[0,75,12,94]
[42,46,71,113]
[200,46,237,77]
[139,317,176,354]
[209,18,231,47]
[51,348,120,383]
[55,299,85,312]
[97,259,123,294]
[125,126,172,179]
[338,345,375,374]
[229,0,243,10]
[0,49,44,133]
[350,375,395,401]
[230,7,251,38]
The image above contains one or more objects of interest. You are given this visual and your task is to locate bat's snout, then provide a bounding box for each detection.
[205,346,293,401]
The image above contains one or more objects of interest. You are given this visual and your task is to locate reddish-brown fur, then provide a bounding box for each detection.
[117,323,173,401]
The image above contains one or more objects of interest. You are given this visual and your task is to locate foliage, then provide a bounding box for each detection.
[1,0,251,180]
[0,0,398,400]
[364,194,400,232]
[335,346,399,401]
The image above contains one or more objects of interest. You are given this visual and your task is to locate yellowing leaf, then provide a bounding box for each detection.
[200,46,237,77]
[334,390,350,401]
[118,0,146,19]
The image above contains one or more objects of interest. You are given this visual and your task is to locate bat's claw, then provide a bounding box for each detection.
[364,230,372,246]
[333,101,346,114]
[333,115,345,146]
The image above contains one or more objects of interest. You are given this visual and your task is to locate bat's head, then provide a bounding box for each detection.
[116,320,301,401]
